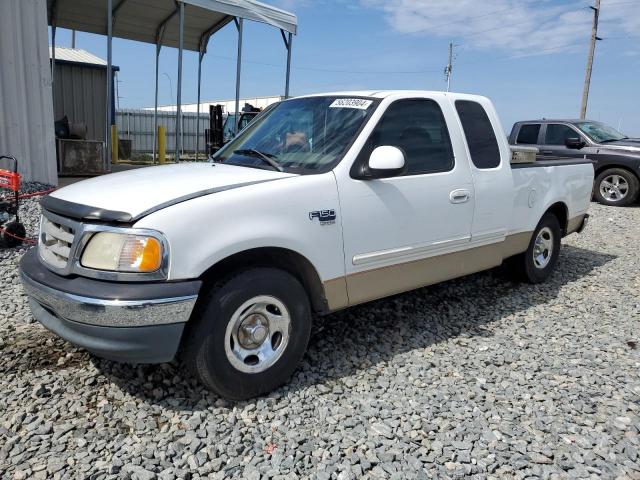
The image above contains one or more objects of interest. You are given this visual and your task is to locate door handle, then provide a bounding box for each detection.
[449,189,471,204]
[541,150,554,155]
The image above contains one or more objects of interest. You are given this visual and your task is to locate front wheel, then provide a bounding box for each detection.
[593,168,639,206]
[507,213,561,284]
[183,268,311,400]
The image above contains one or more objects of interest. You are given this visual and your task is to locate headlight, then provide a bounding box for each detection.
[81,232,163,273]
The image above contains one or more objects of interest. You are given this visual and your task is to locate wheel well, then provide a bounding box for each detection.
[545,202,568,236]
[199,247,329,314]
[595,164,640,182]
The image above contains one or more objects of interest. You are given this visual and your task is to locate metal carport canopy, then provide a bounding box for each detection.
[47,0,297,165]
[47,0,297,50]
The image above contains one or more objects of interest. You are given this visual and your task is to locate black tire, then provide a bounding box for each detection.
[1,221,26,248]
[183,268,311,400]
[593,168,639,206]
[507,213,561,284]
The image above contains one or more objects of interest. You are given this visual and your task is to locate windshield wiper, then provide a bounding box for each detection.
[599,138,625,143]
[233,149,283,172]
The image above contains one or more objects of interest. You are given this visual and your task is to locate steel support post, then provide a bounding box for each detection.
[196,51,204,160]
[175,2,185,162]
[153,43,161,164]
[285,32,292,99]
[234,18,244,135]
[106,0,113,167]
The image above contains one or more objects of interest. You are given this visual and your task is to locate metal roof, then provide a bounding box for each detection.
[48,46,107,65]
[47,0,297,51]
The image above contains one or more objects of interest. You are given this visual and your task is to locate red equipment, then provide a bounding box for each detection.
[0,155,27,247]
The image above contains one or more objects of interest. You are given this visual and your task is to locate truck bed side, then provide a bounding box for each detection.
[509,159,594,236]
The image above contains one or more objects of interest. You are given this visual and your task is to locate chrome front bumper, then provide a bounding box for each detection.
[19,249,201,363]
[20,271,198,328]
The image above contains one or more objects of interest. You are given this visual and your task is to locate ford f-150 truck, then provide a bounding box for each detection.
[20,91,593,399]
[509,119,640,206]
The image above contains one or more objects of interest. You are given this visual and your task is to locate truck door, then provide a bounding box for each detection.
[454,99,512,249]
[335,96,475,305]
[540,123,589,158]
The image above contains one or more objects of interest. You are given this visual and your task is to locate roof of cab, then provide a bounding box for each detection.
[294,90,486,100]
[515,119,589,124]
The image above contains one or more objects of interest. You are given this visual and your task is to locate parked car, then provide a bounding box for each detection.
[509,119,640,206]
[20,91,593,399]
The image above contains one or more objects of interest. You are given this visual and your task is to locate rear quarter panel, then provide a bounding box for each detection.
[510,163,593,234]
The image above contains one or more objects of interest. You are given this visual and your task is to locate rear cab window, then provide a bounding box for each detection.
[455,100,501,169]
[516,124,541,144]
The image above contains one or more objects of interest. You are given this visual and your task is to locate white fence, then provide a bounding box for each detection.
[116,109,210,154]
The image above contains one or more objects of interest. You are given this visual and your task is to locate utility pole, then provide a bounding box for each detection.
[444,42,455,92]
[580,0,601,119]
[71,30,76,48]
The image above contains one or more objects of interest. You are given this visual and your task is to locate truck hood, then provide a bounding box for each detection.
[43,163,295,222]
[596,138,640,153]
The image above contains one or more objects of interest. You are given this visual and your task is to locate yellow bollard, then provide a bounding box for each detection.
[158,125,166,165]
[111,125,118,164]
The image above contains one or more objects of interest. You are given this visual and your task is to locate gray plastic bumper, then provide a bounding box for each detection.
[26,298,186,363]
[19,249,201,363]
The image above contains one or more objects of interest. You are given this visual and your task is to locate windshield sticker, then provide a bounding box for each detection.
[329,98,373,110]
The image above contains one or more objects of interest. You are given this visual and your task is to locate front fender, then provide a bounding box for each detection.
[133,173,345,285]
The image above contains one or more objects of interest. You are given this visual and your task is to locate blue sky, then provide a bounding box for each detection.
[52,0,640,135]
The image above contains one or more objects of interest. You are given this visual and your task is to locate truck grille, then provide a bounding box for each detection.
[38,214,77,271]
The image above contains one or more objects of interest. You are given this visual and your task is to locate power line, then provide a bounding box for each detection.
[403,6,515,35]
[207,54,442,75]
[600,0,639,6]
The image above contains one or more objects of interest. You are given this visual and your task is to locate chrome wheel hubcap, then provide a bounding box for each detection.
[224,295,290,373]
[600,174,628,202]
[533,226,554,269]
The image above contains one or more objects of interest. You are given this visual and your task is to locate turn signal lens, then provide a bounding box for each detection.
[81,232,163,273]
[119,236,162,272]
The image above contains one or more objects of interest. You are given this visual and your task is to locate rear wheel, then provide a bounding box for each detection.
[507,213,561,284]
[594,168,639,206]
[183,268,311,400]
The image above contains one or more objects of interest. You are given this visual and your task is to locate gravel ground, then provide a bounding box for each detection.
[1,189,640,479]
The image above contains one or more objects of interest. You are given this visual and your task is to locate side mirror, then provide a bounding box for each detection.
[565,137,585,150]
[365,146,406,179]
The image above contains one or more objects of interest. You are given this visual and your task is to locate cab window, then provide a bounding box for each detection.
[516,124,541,144]
[358,99,454,176]
[455,100,501,169]
[544,124,579,145]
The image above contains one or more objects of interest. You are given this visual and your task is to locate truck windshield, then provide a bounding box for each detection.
[575,121,627,143]
[213,96,378,173]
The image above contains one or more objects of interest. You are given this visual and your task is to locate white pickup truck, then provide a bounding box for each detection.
[20,91,593,399]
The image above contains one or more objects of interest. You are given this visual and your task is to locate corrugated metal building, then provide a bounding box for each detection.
[116,109,210,154]
[0,0,57,185]
[50,46,112,143]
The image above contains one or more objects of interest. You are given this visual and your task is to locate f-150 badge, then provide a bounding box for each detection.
[309,209,336,225]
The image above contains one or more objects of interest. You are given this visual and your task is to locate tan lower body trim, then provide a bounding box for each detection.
[501,231,533,258]
[323,231,533,311]
[323,276,350,311]
[566,214,586,235]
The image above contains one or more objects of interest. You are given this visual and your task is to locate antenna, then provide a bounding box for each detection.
[444,42,457,92]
